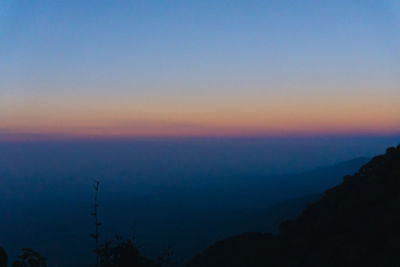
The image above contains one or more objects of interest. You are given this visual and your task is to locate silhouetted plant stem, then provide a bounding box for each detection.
[91,180,101,267]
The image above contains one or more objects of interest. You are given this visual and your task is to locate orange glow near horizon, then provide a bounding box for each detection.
[1,92,399,139]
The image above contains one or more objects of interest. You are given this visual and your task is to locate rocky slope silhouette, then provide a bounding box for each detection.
[187,145,400,267]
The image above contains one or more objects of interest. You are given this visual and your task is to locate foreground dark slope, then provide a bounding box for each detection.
[187,145,400,267]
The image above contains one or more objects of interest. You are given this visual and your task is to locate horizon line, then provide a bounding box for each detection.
[1,131,400,143]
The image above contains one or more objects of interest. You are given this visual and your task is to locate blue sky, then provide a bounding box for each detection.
[0,0,399,138]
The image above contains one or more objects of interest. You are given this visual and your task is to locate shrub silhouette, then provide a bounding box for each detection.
[95,236,158,267]
[0,246,7,267]
[12,248,47,267]
[156,246,177,267]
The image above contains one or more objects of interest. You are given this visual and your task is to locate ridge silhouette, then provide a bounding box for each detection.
[187,145,400,267]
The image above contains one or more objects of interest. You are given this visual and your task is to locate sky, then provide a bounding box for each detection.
[0,0,399,138]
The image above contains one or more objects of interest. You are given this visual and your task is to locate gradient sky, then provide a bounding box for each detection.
[1,0,399,138]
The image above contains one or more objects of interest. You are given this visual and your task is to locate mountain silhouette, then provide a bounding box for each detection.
[187,145,400,267]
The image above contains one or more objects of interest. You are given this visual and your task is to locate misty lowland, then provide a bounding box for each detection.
[1,138,400,266]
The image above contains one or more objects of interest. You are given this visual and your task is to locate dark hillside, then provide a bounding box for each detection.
[188,145,400,267]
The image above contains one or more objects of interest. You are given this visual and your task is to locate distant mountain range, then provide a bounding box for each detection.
[187,145,400,267]
[0,155,369,266]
